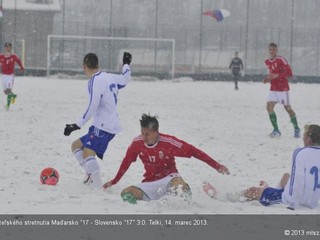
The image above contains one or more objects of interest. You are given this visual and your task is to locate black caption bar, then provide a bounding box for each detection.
[0,215,320,240]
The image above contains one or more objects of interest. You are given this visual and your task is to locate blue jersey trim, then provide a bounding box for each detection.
[122,68,130,75]
[117,84,126,90]
[82,71,102,120]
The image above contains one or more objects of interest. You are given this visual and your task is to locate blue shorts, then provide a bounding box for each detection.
[259,187,284,206]
[80,126,115,159]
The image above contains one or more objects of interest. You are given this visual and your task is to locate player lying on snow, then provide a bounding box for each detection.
[239,124,320,210]
[103,114,230,204]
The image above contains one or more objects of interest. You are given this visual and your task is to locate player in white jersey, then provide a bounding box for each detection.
[64,52,132,189]
[240,124,320,209]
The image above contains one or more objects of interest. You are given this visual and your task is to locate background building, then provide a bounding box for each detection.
[2,0,60,74]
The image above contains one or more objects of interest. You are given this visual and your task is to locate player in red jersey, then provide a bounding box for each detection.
[103,114,230,204]
[263,43,300,138]
[0,42,25,110]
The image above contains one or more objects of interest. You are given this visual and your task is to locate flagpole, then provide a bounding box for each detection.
[0,0,2,47]
[289,0,294,66]
[199,0,203,73]
[244,0,250,75]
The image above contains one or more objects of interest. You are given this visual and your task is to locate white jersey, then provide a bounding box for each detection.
[76,64,131,134]
[282,146,320,209]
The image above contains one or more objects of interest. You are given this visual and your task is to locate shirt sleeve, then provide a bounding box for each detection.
[76,77,101,128]
[111,142,139,185]
[278,57,293,79]
[109,64,131,90]
[173,138,221,170]
[13,55,24,70]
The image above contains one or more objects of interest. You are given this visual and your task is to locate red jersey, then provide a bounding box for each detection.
[111,133,221,184]
[265,56,292,91]
[0,54,24,75]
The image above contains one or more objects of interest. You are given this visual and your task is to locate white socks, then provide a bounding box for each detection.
[73,148,88,174]
[84,156,103,190]
[73,148,102,190]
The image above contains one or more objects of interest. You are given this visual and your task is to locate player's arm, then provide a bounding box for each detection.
[174,138,230,175]
[229,59,233,69]
[279,60,293,79]
[263,60,273,83]
[240,59,244,70]
[188,144,230,175]
[110,52,132,89]
[13,55,25,71]
[110,65,131,90]
[103,143,138,189]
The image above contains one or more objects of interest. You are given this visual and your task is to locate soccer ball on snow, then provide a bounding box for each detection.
[40,167,59,185]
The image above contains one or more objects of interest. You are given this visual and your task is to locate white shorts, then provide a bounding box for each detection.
[267,91,291,106]
[2,74,14,91]
[134,173,181,201]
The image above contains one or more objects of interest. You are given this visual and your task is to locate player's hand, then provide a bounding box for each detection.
[123,52,132,65]
[103,180,113,190]
[263,76,271,83]
[269,73,279,79]
[217,164,230,175]
[64,123,80,136]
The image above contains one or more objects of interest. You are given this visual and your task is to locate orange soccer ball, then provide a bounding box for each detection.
[40,167,59,185]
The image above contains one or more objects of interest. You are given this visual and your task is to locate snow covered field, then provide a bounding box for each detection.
[1,75,320,215]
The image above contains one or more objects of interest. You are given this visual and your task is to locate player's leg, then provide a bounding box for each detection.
[4,88,11,109]
[266,99,280,137]
[169,177,191,195]
[232,70,239,90]
[121,174,187,204]
[120,186,144,204]
[242,186,265,201]
[234,76,239,90]
[234,70,240,90]
[259,187,284,206]
[276,173,290,189]
[81,127,115,189]
[71,139,89,181]
[82,147,103,189]
[3,75,16,109]
[279,91,300,137]
[284,105,300,137]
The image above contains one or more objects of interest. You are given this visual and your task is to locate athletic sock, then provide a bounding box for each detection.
[268,112,279,131]
[73,148,88,174]
[6,93,13,108]
[85,156,102,190]
[290,116,299,130]
[11,93,17,104]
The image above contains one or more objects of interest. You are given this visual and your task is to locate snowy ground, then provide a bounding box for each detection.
[1,75,320,214]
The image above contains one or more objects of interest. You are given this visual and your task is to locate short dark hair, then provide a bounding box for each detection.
[83,53,99,69]
[269,42,278,48]
[4,42,12,47]
[140,114,159,131]
[305,124,320,145]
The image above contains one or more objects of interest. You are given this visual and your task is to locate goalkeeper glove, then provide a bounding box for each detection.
[64,123,80,136]
[123,52,132,65]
